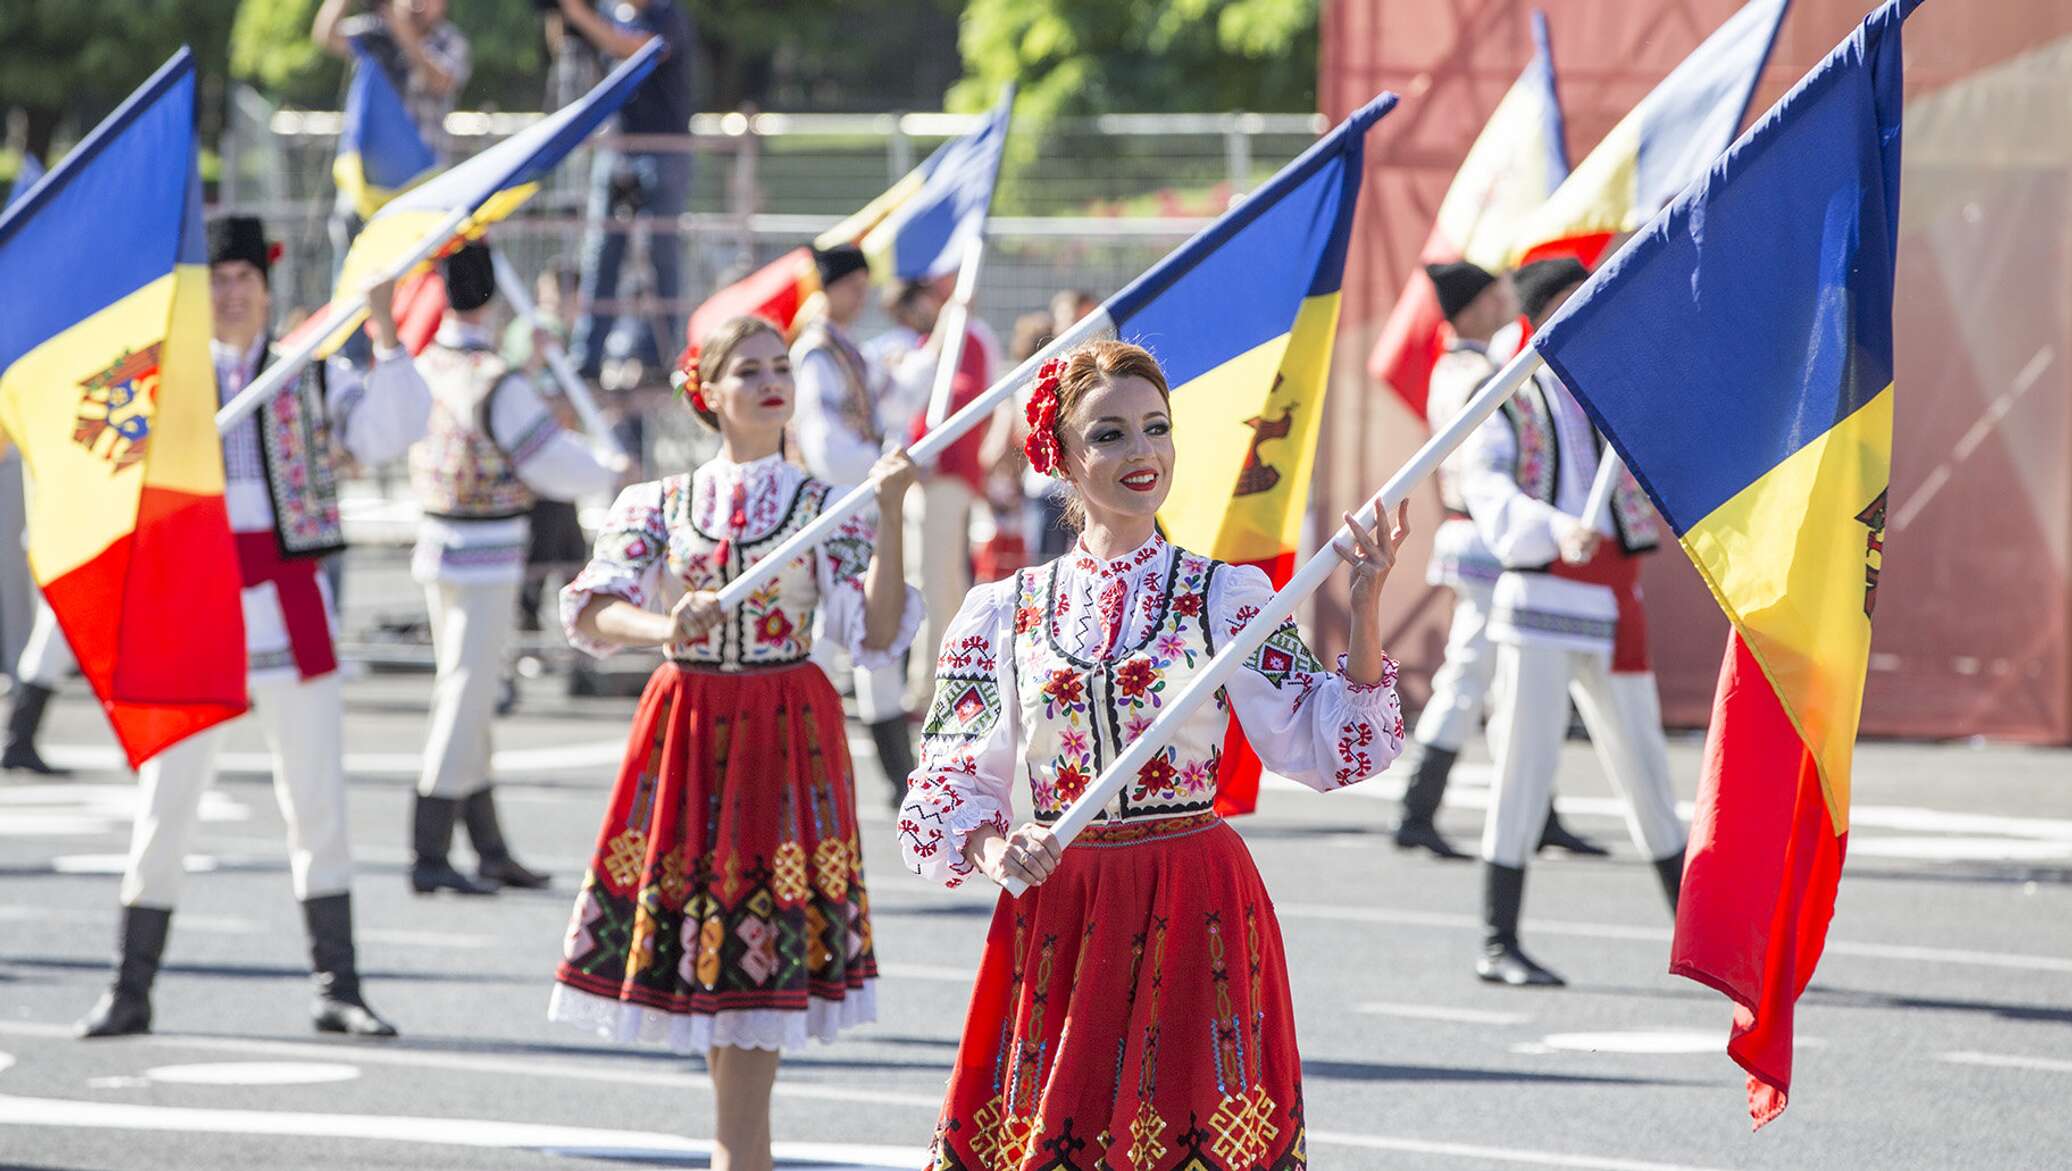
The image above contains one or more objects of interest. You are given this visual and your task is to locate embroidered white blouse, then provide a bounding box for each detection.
[897,531,1406,888]
[559,452,922,669]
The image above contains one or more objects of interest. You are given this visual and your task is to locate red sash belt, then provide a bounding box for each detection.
[234,531,339,680]
[1546,544,1649,673]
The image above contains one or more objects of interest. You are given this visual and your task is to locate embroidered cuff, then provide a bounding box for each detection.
[1336,652,1401,698]
[560,570,648,660]
[844,585,925,672]
[897,777,1012,890]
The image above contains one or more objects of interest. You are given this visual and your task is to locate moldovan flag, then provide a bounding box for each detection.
[333,35,438,219]
[1531,0,1917,1127]
[687,88,1013,343]
[0,49,246,766]
[1369,9,1568,416]
[1086,93,1394,814]
[1509,0,1790,268]
[315,38,663,355]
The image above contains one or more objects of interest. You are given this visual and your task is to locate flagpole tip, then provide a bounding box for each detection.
[1351,92,1400,133]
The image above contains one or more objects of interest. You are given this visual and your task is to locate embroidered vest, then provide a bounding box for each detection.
[1010,550,1228,825]
[1499,378,1662,559]
[793,321,881,447]
[1428,344,1498,515]
[255,342,346,560]
[410,342,535,520]
[661,474,861,669]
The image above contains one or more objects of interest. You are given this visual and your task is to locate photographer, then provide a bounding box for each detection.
[314,0,472,163]
[555,0,696,381]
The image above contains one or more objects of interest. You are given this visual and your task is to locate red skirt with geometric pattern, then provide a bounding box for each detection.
[928,814,1307,1170]
[548,660,878,1052]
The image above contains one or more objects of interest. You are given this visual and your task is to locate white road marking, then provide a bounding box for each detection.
[1275,902,2072,975]
[1845,836,2072,862]
[1304,1131,1731,1171]
[1353,1002,1533,1026]
[0,784,249,838]
[51,854,219,876]
[144,1062,361,1086]
[43,740,629,778]
[356,929,499,950]
[874,962,979,983]
[1532,1030,1723,1055]
[0,1094,923,1167]
[1939,1051,2072,1075]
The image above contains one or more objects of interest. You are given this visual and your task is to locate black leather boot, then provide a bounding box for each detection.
[1654,847,1687,913]
[1475,863,1564,987]
[1537,802,1611,857]
[3,682,71,775]
[302,893,397,1037]
[77,905,171,1038]
[1393,744,1468,860]
[867,717,917,811]
[412,794,497,895]
[462,787,549,890]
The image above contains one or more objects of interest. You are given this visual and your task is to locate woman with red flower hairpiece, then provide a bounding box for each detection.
[551,315,922,1170]
[901,339,1412,1169]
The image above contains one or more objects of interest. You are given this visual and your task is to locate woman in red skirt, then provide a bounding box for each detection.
[901,341,1409,1170]
[551,315,920,1169]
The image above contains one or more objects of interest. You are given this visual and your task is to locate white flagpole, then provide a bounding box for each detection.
[923,235,987,432]
[1582,449,1624,535]
[215,204,473,435]
[714,307,1108,612]
[998,344,1548,896]
[490,250,626,459]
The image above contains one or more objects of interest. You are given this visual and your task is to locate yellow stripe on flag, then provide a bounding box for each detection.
[146,265,228,497]
[1680,385,1893,826]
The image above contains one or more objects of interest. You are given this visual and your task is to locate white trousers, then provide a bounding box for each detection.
[418,579,518,799]
[125,672,352,907]
[905,475,976,712]
[17,599,76,687]
[1413,582,1497,752]
[1480,641,1687,868]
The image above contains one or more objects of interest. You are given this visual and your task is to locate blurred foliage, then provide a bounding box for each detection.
[0,1,239,156]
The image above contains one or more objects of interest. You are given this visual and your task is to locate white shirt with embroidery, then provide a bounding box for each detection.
[897,531,1405,888]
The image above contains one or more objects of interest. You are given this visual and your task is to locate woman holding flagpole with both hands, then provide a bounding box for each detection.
[549,315,921,1171]
[899,340,1408,1169]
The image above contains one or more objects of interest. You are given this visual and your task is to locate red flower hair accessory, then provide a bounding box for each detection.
[1022,356,1068,476]
[671,344,709,413]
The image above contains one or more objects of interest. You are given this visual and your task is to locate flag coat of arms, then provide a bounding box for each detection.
[1531,0,1919,1127]
[0,49,246,766]
[1510,0,1791,267]
[1370,9,1569,416]
[1078,94,1394,813]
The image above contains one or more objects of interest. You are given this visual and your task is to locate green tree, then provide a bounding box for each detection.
[230,0,545,111]
[0,1,239,159]
[949,0,1319,120]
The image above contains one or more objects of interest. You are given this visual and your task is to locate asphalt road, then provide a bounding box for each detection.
[3,662,2069,1171]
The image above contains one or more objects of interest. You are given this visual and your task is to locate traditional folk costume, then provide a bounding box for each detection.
[80,217,431,1039]
[407,245,620,894]
[550,452,921,1051]
[790,244,919,807]
[902,531,1405,1169]
[1460,348,1687,985]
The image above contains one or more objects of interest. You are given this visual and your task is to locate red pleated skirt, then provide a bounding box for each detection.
[928,814,1307,1170]
[549,660,877,1052]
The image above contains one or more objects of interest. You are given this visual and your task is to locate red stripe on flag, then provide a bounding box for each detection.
[1211,549,1296,817]
[1368,264,1445,418]
[1669,632,1846,1129]
[1518,231,1614,269]
[687,247,819,346]
[46,486,247,768]
[387,267,448,356]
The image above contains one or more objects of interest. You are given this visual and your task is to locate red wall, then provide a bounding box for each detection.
[1317,0,2072,743]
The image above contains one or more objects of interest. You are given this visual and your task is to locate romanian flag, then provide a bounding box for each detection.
[1509,0,1790,268]
[1083,94,1394,814]
[686,89,1013,344]
[1532,0,1917,1127]
[315,39,663,355]
[0,50,246,766]
[333,36,437,220]
[1369,9,1568,416]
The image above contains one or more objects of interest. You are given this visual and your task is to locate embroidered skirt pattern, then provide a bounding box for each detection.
[549,660,877,1051]
[929,814,1307,1170]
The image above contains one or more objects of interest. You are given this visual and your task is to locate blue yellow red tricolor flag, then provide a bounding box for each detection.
[1532,0,1919,1127]
[1510,0,1790,268]
[1082,93,1394,813]
[687,88,1014,344]
[313,38,663,355]
[1371,9,1568,416]
[0,49,246,766]
[333,35,438,220]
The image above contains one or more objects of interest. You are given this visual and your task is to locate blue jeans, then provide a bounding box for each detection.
[569,149,690,376]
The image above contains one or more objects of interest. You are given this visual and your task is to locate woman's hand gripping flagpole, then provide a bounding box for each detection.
[713,308,1110,612]
[489,249,628,461]
[212,204,475,435]
[997,343,1549,897]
